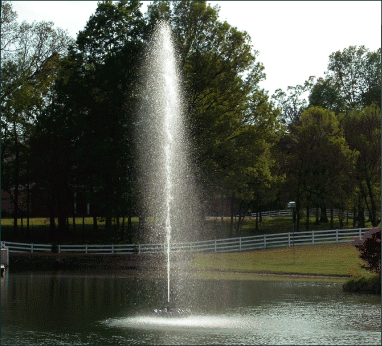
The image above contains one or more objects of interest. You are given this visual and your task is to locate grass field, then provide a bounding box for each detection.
[1,215,373,245]
[190,242,370,279]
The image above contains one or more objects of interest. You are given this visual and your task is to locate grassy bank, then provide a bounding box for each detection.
[1,215,373,245]
[342,274,381,294]
[190,242,370,278]
[8,243,371,284]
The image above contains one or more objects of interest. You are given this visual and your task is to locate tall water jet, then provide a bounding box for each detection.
[136,20,200,310]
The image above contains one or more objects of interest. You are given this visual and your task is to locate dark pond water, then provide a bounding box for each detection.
[1,270,380,345]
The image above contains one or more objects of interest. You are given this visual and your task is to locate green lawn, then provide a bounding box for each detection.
[190,242,370,278]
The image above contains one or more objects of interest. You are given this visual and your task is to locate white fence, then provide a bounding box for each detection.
[249,209,369,219]
[1,228,368,255]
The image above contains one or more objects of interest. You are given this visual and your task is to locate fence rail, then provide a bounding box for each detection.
[1,228,368,255]
[249,209,371,219]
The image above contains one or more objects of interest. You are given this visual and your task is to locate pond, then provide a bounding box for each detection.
[1,270,380,345]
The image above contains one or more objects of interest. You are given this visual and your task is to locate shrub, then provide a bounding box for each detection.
[343,275,381,294]
[352,227,381,275]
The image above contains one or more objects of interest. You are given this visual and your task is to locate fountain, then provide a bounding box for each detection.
[136,20,199,316]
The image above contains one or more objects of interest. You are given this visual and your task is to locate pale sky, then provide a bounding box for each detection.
[10,1,381,97]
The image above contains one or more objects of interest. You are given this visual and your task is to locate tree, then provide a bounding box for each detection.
[32,0,147,241]
[140,1,286,240]
[143,1,272,237]
[308,76,345,114]
[228,90,282,235]
[1,1,73,233]
[272,77,315,126]
[340,105,381,227]
[281,107,358,231]
[324,45,381,110]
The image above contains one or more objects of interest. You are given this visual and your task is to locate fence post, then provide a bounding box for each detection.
[359,228,362,238]
[239,238,242,251]
[58,244,61,253]
[288,233,291,247]
[264,234,266,248]
[31,243,34,253]
[336,229,338,243]
[112,244,114,254]
[138,244,141,254]
[312,231,314,245]
[86,244,88,254]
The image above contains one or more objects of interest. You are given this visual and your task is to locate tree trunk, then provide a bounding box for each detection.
[221,191,224,223]
[357,208,365,228]
[339,209,344,228]
[82,213,85,244]
[229,195,234,238]
[121,215,125,242]
[365,177,379,226]
[320,206,329,223]
[315,207,320,225]
[105,216,112,233]
[357,194,365,228]
[255,196,259,232]
[92,215,98,230]
[58,214,66,239]
[306,205,310,231]
[49,189,56,242]
[116,214,120,241]
[72,191,76,243]
[236,200,246,236]
[26,152,30,240]
[296,197,301,232]
[128,215,133,243]
[13,122,19,235]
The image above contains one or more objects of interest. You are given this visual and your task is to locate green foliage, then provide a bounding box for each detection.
[3,1,379,246]
[310,45,381,112]
[340,105,381,226]
[280,107,358,230]
[352,227,381,275]
[76,0,145,64]
[143,1,280,228]
[309,77,344,114]
[1,1,74,234]
[343,274,381,294]
[272,77,315,126]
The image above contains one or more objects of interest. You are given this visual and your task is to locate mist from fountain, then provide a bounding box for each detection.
[137,20,200,313]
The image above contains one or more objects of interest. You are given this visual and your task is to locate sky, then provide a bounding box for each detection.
[10,1,381,97]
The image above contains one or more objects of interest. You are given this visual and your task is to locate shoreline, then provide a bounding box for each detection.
[8,252,351,281]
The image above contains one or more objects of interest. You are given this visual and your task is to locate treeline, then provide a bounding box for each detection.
[1,1,380,244]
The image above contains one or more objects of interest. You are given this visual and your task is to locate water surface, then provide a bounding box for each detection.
[1,271,380,345]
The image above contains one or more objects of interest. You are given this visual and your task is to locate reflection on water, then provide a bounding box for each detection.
[1,271,380,345]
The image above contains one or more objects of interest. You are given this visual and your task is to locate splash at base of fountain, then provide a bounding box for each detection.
[150,303,191,317]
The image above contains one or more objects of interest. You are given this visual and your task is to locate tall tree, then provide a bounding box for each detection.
[322,45,381,111]
[340,105,381,227]
[143,1,281,238]
[1,1,73,233]
[281,107,358,230]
